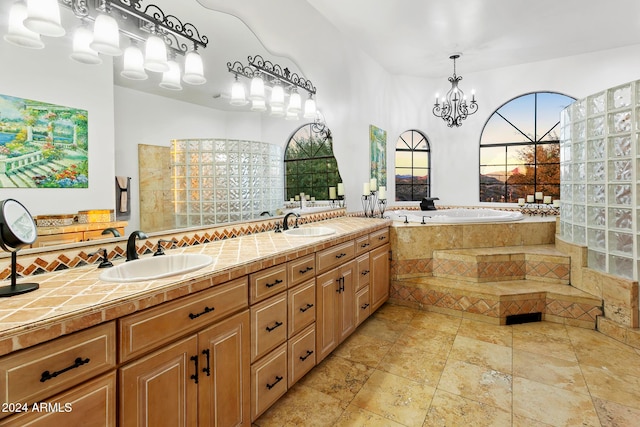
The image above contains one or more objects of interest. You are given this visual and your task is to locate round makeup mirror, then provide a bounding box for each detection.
[0,199,39,297]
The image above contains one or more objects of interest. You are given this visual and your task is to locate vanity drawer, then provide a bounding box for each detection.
[355,235,371,255]
[287,324,316,388]
[355,253,371,291]
[369,228,390,250]
[287,279,316,338]
[119,277,248,362]
[251,343,287,422]
[355,286,371,327]
[250,263,288,304]
[251,293,287,362]
[0,321,116,411]
[316,240,355,273]
[287,254,315,287]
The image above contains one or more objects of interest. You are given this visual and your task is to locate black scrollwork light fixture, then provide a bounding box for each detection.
[433,53,478,127]
[227,55,319,121]
[4,0,209,90]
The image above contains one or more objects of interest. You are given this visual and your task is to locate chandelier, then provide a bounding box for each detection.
[227,55,318,121]
[432,54,478,127]
[3,0,209,91]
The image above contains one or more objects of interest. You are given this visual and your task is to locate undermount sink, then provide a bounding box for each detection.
[99,254,213,283]
[283,226,336,237]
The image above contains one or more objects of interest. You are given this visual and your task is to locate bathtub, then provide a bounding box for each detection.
[388,208,524,223]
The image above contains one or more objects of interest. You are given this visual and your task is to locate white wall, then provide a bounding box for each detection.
[0,34,115,217]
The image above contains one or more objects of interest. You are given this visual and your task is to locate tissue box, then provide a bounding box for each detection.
[77,209,115,224]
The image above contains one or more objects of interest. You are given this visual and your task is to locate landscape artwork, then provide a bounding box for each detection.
[0,94,88,188]
[369,124,387,187]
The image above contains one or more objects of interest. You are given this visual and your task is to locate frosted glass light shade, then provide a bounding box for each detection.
[4,2,44,49]
[287,91,301,114]
[159,60,182,90]
[270,84,285,107]
[90,14,122,56]
[144,34,169,72]
[24,0,65,37]
[251,99,266,112]
[70,26,101,64]
[230,80,248,106]
[303,97,317,119]
[182,50,206,85]
[249,76,265,101]
[121,45,148,80]
[270,104,285,117]
[285,110,300,120]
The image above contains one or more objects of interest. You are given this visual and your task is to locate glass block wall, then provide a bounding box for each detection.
[171,139,284,227]
[559,81,638,279]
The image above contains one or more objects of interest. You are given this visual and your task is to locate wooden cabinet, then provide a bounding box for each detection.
[250,343,287,421]
[316,260,355,363]
[250,294,287,362]
[287,324,315,387]
[119,310,250,427]
[250,264,288,304]
[370,243,391,311]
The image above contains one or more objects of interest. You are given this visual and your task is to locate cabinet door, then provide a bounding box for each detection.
[119,336,198,427]
[370,244,390,312]
[198,310,250,427]
[338,264,355,343]
[315,268,340,363]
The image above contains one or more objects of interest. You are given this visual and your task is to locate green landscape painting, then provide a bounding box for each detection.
[0,94,88,188]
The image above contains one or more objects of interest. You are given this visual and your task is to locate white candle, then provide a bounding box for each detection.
[378,186,386,200]
[543,195,552,204]
[517,198,525,206]
[553,199,560,207]
[290,198,294,203]
[295,195,300,201]
[337,183,344,196]
[300,192,305,201]
[535,192,543,201]
[369,177,377,191]
[310,196,315,202]
[363,182,370,195]
[526,195,534,203]
[305,195,310,201]
[329,187,336,199]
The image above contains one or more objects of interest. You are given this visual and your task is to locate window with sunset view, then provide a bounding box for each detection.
[395,129,431,201]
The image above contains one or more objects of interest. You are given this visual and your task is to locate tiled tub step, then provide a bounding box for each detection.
[432,244,571,284]
[390,276,602,328]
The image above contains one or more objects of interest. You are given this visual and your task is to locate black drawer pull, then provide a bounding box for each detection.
[299,303,314,313]
[266,278,283,288]
[202,349,211,376]
[189,306,215,319]
[361,270,370,276]
[190,355,199,384]
[299,350,314,361]
[266,375,283,390]
[266,321,283,332]
[378,235,386,240]
[40,357,90,383]
[360,243,370,248]
[361,303,370,310]
[335,253,347,259]
[299,266,314,274]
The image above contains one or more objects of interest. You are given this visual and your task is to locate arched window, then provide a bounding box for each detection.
[284,123,342,200]
[395,129,431,201]
[479,92,575,202]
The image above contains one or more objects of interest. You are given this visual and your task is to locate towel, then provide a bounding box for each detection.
[116,176,130,214]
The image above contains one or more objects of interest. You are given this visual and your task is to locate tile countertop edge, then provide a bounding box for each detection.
[0,217,390,356]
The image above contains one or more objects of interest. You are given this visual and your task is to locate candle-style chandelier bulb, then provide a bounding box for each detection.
[432,53,478,127]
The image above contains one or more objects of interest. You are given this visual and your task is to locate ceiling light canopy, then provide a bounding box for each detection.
[4,0,209,91]
[227,55,318,121]
[433,53,478,127]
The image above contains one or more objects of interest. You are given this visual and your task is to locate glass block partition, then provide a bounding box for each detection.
[171,139,284,228]
[559,81,639,279]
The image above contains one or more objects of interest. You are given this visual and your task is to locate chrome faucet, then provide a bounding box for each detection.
[126,230,148,261]
[283,212,300,230]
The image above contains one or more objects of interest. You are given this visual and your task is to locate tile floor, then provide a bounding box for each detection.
[254,303,640,427]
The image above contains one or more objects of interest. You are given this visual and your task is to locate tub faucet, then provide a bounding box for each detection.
[126,230,148,261]
[399,215,409,224]
[101,227,121,237]
[283,212,300,230]
[421,216,431,224]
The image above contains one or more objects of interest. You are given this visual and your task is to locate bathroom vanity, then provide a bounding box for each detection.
[0,217,390,426]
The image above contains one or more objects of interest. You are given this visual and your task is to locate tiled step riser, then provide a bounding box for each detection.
[432,253,570,284]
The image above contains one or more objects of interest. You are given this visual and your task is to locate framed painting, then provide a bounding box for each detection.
[369,124,387,187]
[0,94,88,188]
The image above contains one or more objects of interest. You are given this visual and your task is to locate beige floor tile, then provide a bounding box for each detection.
[372,303,419,324]
[581,364,640,410]
[512,329,577,362]
[355,316,407,342]
[457,317,513,347]
[333,405,405,427]
[377,345,446,387]
[512,414,555,427]
[298,355,374,402]
[593,397,640,427]
[513,349,589,394]
[512,320,569,340]
[409,311,462,335]
[448,335,512,373]
[395,325,456,355]
[512,377,600,426]
[351,370,436,426]
[254,383,347,427]
[438,359,512,411]
[422,389,511,427]
[332,332,393,368]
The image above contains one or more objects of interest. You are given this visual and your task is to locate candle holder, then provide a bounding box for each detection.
[361,191,378,217]
[330,195,346,209]
[378,198,387,217]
